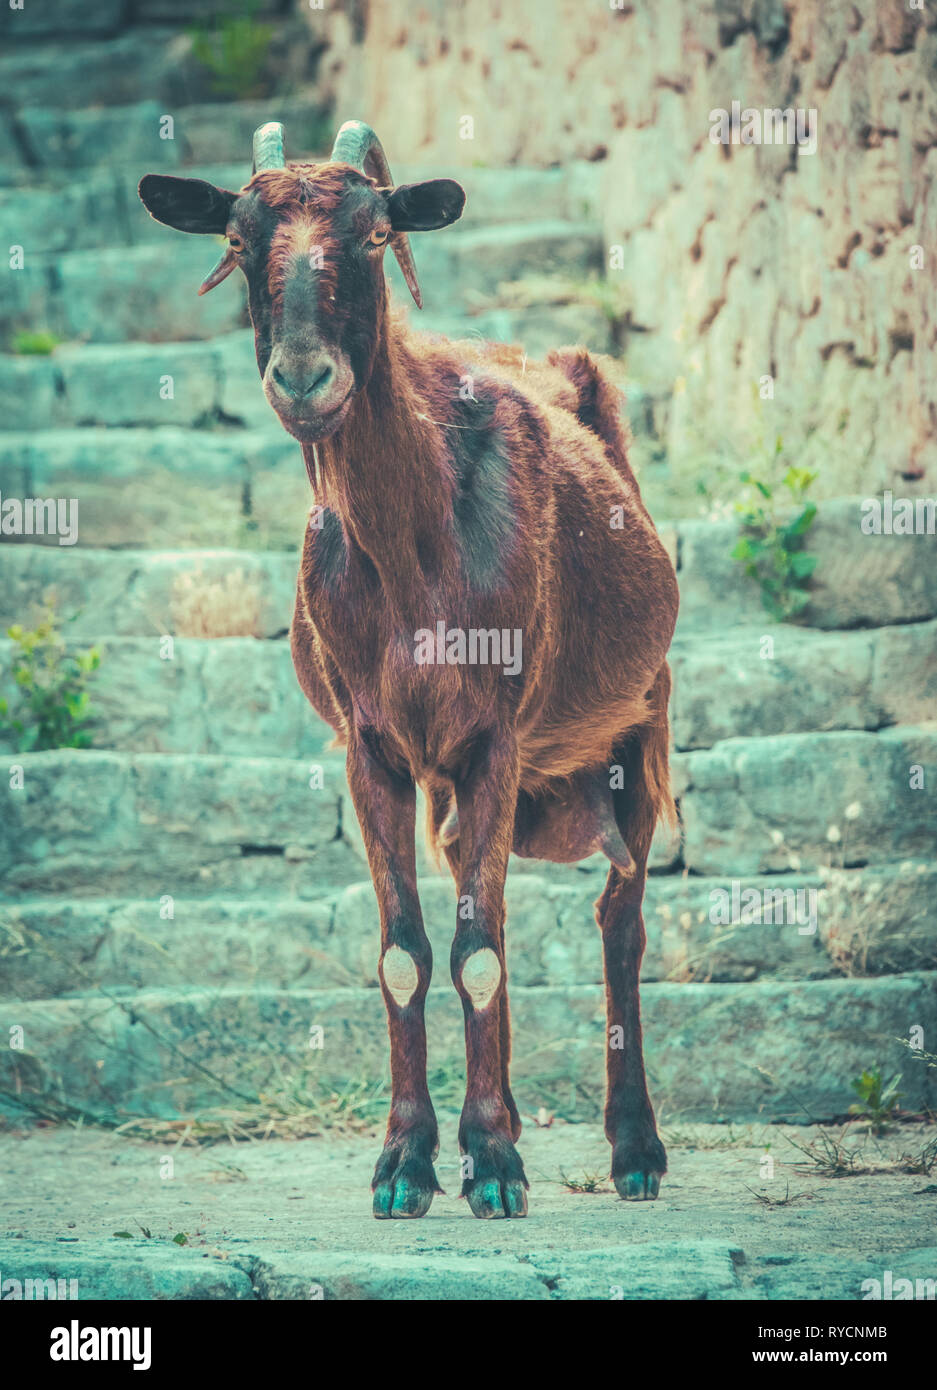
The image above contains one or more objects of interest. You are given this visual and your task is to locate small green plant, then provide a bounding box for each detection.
[730,455,818,620]
[0,606,101,751]
[11,329,61,355]
[849,1067,903,1135]
[189,1,274,99]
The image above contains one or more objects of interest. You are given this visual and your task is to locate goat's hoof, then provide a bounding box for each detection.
[615,1169,663,1200]
[373,1178,435,1219]
[372,1144,439,1219]
[465,1177,528,1219]
[460,1130,529,1218]
[611,1134,667,1201]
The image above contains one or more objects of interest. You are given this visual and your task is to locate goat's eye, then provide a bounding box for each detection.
[227,234,245,253]
[368,228,389,247]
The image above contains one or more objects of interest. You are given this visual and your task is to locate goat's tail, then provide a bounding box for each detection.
[611,662,677,867]
[547,346,633,479]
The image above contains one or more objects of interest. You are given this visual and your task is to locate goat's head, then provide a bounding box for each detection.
[138,121,465,442]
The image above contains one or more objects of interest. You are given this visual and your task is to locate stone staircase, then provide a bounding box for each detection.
[1,10,935,1133]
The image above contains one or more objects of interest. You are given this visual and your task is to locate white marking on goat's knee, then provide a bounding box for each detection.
[381,946,418,1007]
[460,948,501,1010]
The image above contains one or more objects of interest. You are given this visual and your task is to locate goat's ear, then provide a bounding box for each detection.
[138,174,237,234]
[386,179,465,232]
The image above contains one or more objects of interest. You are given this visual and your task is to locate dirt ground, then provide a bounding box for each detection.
[1,1117,935,1300]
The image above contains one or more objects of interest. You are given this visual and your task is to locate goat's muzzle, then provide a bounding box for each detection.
[263,346,354,442]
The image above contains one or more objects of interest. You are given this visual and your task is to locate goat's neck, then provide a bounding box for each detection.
[308,318,457,598]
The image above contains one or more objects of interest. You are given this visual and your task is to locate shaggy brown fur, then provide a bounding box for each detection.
[138,146,678,1220]
[290,305,679,1215]
[250,164,355,310]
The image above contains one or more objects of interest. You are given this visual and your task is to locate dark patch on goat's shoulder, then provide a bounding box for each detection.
[448,383,516,592]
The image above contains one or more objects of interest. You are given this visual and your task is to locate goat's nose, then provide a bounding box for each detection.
[271,356,336,403]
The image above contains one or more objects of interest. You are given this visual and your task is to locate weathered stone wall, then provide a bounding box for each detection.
[310,0,937,496]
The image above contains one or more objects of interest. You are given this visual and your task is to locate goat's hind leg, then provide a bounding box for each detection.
[598,706,672,1201]
[597,864,666,1199]
[347,734,439,1219]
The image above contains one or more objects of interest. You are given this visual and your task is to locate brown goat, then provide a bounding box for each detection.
[139,121,678,1219]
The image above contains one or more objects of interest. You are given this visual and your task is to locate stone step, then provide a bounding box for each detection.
[0,19,305,134]
[678,726,936,877]
[0,636,334,758]
[0,335,271,430]
[3,972,934,1123]
[677,499,937,632]
[417,300,615,359]
[670,619,937,749]
[1,622,932,758]
[0,546,300,639]
[0,750,362,901]
[385,219,603,307]
[1,0,129,40]
[0,32,199,136]
[2,169,138,254]
[2,242,249,347]
[0,750,671,900]
[8,98,331,179]
[1,730,932,898]
[4,862,934,1002]
[1,221,602,347]
[1,0,283,44]
[2,491,934,633]
[0,295,613,436]
[0,425,310,550]
[0,1239,254,1301]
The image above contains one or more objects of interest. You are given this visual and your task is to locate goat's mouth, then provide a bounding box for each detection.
[271,389,354,443]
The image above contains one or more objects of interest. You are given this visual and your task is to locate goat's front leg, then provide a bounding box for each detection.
[346,733,439,1219]
[450,731,528,1218]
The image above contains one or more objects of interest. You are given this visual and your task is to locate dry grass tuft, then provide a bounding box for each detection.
[170,567,264,638]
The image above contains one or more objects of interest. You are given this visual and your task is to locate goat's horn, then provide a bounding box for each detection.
[330,119,423,309]
[198,247,237,296]
[252,121,285,173]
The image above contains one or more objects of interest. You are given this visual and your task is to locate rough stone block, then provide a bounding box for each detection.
[681,728,937,875]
